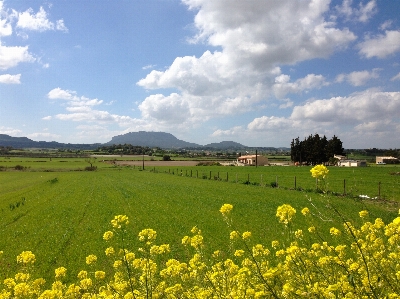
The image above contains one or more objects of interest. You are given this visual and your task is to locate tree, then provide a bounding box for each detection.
[290,134,344,165]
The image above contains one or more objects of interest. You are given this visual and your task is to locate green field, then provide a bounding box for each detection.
[0,158,399,286]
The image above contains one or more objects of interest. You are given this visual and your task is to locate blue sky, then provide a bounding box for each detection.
[1,0,399,148]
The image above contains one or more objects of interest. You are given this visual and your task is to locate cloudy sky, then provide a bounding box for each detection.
[1,0,399,148]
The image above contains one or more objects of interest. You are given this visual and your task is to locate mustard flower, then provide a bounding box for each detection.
[308,226,316,233]
[220,203,233,216]
[301,207,310,216]
[16,251,36,265]
[77,270,88,279]
[110,215,129,229]
[230,230,240,240]
[310,164,329,179]
[181,235,191,246]
[294,229,303,239]
[242,231,251,239]
[55,267,67,279]
[105,246,115,256]
[330,227,341,236]
[276,204,296,225]
[234,250,245,257]
[103,231,114,241]
[85,254,97,265]
[138,228,157,243]
[95,271,106,280]
[359,210,369,218]
[271,240,279,249]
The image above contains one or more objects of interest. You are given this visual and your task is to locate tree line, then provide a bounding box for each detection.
[290,134,344,165]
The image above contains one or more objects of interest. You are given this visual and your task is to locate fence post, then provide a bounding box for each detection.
[343,179,346,195]
[209,171,212,180]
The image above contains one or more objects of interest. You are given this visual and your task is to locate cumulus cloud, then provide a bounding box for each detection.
[336,69,380,86]
[137,0,357,126]
[273,74,328,98]
[0,73,20,84]
[335,0,377,23]
[46,88,139,127]
[0,126,23,136]
[0,42,34,70]
[290,90,400,123]
[358,30,400,58]
[16,6,68,32]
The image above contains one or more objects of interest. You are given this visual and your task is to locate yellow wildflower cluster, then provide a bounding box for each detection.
[1,204,400,298]
[310,164,329,179]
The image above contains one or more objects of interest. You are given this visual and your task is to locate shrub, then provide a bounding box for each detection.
[14,165,25,171]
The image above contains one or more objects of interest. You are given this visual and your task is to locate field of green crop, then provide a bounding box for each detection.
[0,158,399,287]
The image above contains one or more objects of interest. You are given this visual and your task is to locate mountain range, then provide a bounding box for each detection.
[0,132,289,151]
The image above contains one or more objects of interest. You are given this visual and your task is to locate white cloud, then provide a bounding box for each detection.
[27,132,61,141]
[273,73,328,98]
[358,30,400,58]
[0,42,34,70]
[0,73,20,84]
[211,126,244,137]
[137,0,356,127]
[16,6,67,32]
[0,126,23,136]
[247,116,293,131]
[290,90,400,123]
[47,88,139,128]
[335,0,377,23]
[139,93,191,124]
[335,69,380,86]
[391,72,400,81]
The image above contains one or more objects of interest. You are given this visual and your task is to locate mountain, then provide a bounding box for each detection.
[203,141,245,150]
[106,131,201,148]
[0,134,97,150]
[0,132,290,151]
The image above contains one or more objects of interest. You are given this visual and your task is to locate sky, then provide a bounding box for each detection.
[1,0,400,149]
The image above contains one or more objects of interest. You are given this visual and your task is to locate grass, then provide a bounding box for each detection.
[0,160,399,287]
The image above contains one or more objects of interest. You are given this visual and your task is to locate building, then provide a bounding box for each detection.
[376,156,399,164]
[338,159,367,167]
[237,155,268,166]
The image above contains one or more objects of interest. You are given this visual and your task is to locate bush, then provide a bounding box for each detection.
[162,155,171,161]
[84,166,97,171]
[14,165,25,171]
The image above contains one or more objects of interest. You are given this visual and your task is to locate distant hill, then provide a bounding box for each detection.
[0,134,97,150]
[107,131,201,148]
[0,132,290,151]
[203,141,245,150]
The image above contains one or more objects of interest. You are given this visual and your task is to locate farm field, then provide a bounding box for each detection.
[0,157,399,289]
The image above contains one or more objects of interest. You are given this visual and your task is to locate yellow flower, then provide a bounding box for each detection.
[219,204,233,216]
[77,270,87,279]
[86,254,97,265]
[272,240,279,249]
[55,267,67,279]
[308,226,316,233]
[16,251,36,265]
[95,271,106,280]
[103,231,114,241]
[359,210,369,218]
[301,207,310,216]
[105,246,115,256]
[230,231,240,240]
[138,228,157,243]
[330,227,341,236]
[234,250,245,257]
[310,164,329,179]
[242,231,251,239]
[111,215,129,229]
[276,204,296,225]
